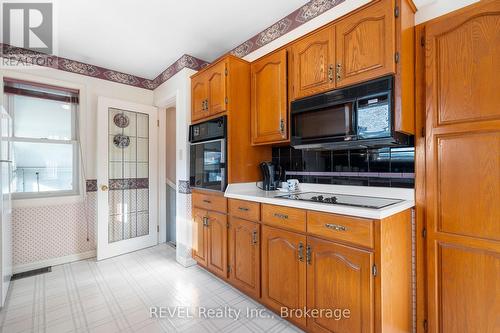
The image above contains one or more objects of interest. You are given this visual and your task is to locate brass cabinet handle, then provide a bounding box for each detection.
[336,63,342,82]
[274,213,289,220]
[298,242,304,262]
[203,199,211,204]
[279,119,285,136]
[252,230,258,245]
[203,216,210,227]
[100,185,109,191]
[238,207,249,212]
[328,64,334,82]
[325,223,348,232]
[306,244,312,265]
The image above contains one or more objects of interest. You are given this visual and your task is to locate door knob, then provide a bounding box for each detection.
[101,185,109,191]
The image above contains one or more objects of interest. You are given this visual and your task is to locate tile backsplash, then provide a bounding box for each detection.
[272,146,415,188]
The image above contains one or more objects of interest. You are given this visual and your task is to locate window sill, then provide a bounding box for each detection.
[12,194,86,209]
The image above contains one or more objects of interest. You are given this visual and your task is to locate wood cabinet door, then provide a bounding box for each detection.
[207,61,227,116]
[228,217,260,298]
[424,1,500,332]
[307,237,374,333]
[291,26,335,100]
[251,49,288,145]
[192,207,208,267]
[191,72,208,122]
[261,225,307,327]
[335,0,395,87]
[207,211,228,278]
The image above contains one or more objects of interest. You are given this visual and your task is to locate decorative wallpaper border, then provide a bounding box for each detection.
[150,54,210,88]
[230,0,345,58]
[0,43,208,90]
[109,178,149,190]
[178,180,191,194]
[1,0,346,89]
[86,179,98,192]
[85,178,149,191]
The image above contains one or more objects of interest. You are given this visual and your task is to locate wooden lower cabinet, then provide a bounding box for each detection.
[196,198,411,332]
[261,225,307,327]
[192,207,208,267]
[228,217,260,299]
[307,236,374,333]
[206,211,228,278]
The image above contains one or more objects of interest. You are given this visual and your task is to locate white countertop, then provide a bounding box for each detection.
[224,182,415,220]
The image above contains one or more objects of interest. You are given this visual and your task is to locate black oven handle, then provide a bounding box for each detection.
[220,139,226,191]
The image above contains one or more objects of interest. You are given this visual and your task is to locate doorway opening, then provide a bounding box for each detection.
[165,107,176,247]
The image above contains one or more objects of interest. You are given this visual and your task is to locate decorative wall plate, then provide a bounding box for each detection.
[113,134,130,148]
[113,113,130,128]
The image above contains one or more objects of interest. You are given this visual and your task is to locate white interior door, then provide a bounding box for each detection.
[97,97,158,260]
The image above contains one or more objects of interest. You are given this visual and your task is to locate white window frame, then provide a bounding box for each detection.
[5,93,80,199]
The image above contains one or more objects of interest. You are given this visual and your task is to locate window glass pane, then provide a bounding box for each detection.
[12,142,74,193]
[12,94,75,140]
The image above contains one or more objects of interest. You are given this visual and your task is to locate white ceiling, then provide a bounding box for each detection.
[56,0,307,79]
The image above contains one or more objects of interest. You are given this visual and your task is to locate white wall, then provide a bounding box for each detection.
[153,67,197,267]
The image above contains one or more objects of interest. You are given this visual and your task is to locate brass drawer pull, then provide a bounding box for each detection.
[252,230,258,245]
[328,64,334,82]
[274,213,289,220]
[238,207,249,212]
[336,63,342,82]
[203,199,212,204]
[298,242,304,262]
[203,216,210,227]
[325,223,348,232]
[306,244,312,265]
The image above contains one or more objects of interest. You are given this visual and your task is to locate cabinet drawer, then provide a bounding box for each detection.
[192,191,227,213]
[262,204,306,232]
[307,211,374,248]
[229,199,260,221]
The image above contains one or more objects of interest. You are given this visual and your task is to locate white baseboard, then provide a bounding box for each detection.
[13,250,96,274]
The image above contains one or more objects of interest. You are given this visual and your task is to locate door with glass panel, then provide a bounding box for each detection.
[97,97,158,260]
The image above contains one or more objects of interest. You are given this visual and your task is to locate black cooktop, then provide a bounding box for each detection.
[274,192,403,209]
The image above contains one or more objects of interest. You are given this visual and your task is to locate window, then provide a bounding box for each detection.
[3,79,80,198]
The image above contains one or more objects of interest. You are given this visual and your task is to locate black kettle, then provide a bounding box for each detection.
[259,162,283,191]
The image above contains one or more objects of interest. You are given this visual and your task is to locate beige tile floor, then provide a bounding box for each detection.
[0,244,303,333]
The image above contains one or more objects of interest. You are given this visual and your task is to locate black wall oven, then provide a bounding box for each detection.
[291,76,412,150]
[189,116,227,192]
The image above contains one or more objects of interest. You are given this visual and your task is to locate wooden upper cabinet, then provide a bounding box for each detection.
[251,49,288,145]
[261,225,307,327]
[291,26,335,100]
[191,72,208,122]
[335,0,395,88]
[307,237,374,333]
[192,207,208,267]
[190,60,227,122]
[228,217,260,299]
[206,211,228,278]
[207,61,227,116]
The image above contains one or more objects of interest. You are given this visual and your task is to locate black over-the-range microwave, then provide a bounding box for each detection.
[290,76,413,150]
